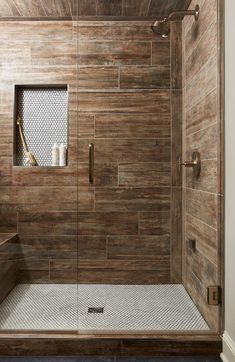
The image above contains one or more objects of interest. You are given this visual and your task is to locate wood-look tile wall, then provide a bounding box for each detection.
[77,20,177,284]
[0,20,78,283]
[0,20,180,284]
[182,0,222,331]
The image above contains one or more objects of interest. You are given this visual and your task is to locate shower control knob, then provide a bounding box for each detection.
[179,151,201,178]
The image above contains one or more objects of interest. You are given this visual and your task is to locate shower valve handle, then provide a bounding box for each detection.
[179,151,201,178]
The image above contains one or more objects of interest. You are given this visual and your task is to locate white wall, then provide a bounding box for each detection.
[222,0,235,361]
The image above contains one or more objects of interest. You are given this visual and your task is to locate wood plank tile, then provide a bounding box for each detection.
[152,42,170,65]
[78,114,95,138]
[0,206,17,233]
[40,0,71,17]
[78,258,170,284]
[185,268,219,330]
[0,40,30,67]
[11,0,45,17]
[186,189,218,229]
[77,0,96,16]
[31,41,76,66]
[77,212,138,235]
[139,211,170,235]
[96,0,122,16]
[95,113,171,138]
[107,235,170,259]
[186,124,217,161]
[0,21,73,42]
[185,89,217,136]
[78,67,119,89]
[186,159,218,194]
[19,235,77,259]
[78,139,171,163]
[50,259,77,283]
[78,163,118,186]
[120,66,170,89]
[186,20,217,84]
[171,21,182,89]
[78,41,151,66]
[186,213,217,265]
[119,162,171,187]
[171,187,182,283]
[78,91,171,113]
[185,56,217,110]
[78,24,159,41]
[78,236,106,259]
[0,0,21,17]
[0,186,77,207]
[186,242,217,286]
[95,187,171,212]
[12,167,77,186]
[122,0,150,17]
[18,211,77,235]
[171,90,182,187]
[185,0,217,52]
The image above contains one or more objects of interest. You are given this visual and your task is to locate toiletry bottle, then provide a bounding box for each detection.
[59,143,67,166]
[52,143,59,166]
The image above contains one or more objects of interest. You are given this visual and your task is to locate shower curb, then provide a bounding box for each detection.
[0,334,222,357]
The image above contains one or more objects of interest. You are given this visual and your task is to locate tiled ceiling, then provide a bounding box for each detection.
[0,0,192,20]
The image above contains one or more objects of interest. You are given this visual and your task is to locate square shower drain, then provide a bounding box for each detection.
[88,307,104,314]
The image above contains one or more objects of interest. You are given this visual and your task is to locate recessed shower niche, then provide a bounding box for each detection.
[13,85,68,167]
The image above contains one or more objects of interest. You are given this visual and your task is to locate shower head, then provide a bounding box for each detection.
[151,4,199,38]
[151,18,170,38]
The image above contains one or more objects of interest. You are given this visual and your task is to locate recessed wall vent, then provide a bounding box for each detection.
[13,85,68,167]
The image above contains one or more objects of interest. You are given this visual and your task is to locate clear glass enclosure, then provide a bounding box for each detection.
[0,0,223,336]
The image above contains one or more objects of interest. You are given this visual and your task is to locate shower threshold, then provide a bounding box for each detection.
[0,284,209,331]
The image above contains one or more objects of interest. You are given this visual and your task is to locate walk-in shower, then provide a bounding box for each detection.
[0,0,224,357]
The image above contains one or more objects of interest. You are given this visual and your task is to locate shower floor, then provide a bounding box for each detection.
[0,284,209,331]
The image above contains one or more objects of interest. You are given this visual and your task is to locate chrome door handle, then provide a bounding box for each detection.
[89,143,94,184]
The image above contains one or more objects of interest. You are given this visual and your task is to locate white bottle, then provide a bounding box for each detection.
[59,143,67,166]
[52,143,59,166]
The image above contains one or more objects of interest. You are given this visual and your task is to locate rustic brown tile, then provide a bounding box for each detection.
[186,159,218,194]
[78,41,151,66]
[152,42,170,65]
[78,114,95,138]
[139,211,170,235]
[31,41,77,66]
[171,90,182,187]
[78,258,170,284]
[186,124,217,161]
[78,236,106,259]
[107,235,170,259]
[78,138,171,163]
[78,163,118,186]
[171,22,182,89]
[186,213,217,265]
[119,163,171,187]
[95,187,171,212]
[186,20,217,84]
[95,113,171,138]
[185,89,217,136]
[96,0,122,16]
[120,66,170,89]
[171,187,182,283]
[77,212,138,235]
[78,67,119,89]
[50,259,77,283]
[18,211,77,235]
[186,188,218,229]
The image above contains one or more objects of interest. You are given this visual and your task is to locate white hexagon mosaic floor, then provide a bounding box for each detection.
[0,284,209,331]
